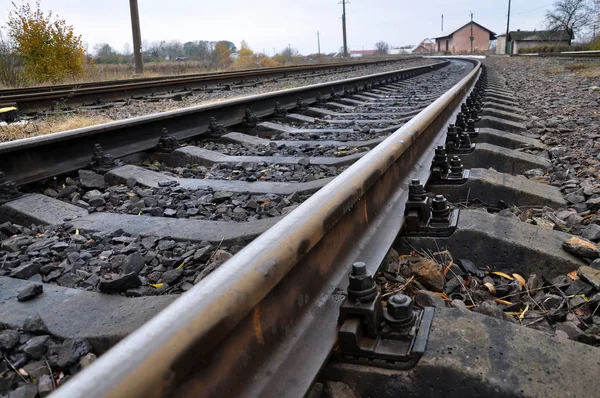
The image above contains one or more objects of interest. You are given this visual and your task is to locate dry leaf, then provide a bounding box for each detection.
[512,273,526,288]
[494,299,512,306]
[443,261,454,277]
[567,270,579,280]
[489,271,514,280]
[175,262,185,270]
[150,283,164,289]
[484,282,497,296]
[519,303,530,323]
[75,229,79,235]
[434,292,450,301]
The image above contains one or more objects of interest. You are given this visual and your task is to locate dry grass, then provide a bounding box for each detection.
[0,114,111,142]
[546,61,600,77]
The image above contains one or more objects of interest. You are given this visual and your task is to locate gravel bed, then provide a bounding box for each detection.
[67,59,438,121]
[0,219,238,296]
[197,141,369,157]
[42,175,303,221]
[147,161,345,182]
[483,57,600,241]
[0,313,96,396]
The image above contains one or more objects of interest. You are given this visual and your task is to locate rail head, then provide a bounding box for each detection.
[51,58,481,398]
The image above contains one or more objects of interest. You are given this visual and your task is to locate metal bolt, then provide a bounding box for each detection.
[348,261,377,302]
[432,195,448,211]
[450,156,464,176]
[386,293,414,320]
[352,262,367,276]
[408,179,425,201]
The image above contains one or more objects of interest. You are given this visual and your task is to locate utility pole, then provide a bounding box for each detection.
[317,31,321,55]
[441,14,444,31]
[593,24,597,41]
[129,0,143,74]
[470,12,474,54]
[505,0,512,55]
[339,0,349,57]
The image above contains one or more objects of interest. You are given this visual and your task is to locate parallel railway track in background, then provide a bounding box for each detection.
[0,57,420,113]
[0,57,598,398]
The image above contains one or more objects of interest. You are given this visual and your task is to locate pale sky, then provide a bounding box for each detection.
[0,0,554,55]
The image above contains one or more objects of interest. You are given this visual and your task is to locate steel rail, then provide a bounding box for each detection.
[52,58,480,398]
[0,57,416,97]
[0,61,448,185]
[0,58,419,112]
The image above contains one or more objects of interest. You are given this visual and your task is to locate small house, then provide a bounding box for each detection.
[434,21,497,54]
[413,39,435,53]
[496,30,571,55]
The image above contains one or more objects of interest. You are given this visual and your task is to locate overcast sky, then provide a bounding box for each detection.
[0,0,553,55]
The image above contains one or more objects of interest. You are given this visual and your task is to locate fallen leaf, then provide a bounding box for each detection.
[443,261,454,277]
[494,299,512,306]
[484,282,497,296]
[150,283,164,288]
[18,368,29,377]
[519,303,530,323]
[75,229,79,235]
[488,271,514,280]
[138,211,143,216]
[127,193,136,197]
[567,270,579,280]
[434,292,450,301]
[512,273,526,288]
[175,262,185,270]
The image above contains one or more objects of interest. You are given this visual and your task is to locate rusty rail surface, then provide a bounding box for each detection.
[0,57,419,112]
[51,58,481,398]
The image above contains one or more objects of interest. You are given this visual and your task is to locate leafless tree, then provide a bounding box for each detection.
[546,0,595,43]
[375,41,390,55]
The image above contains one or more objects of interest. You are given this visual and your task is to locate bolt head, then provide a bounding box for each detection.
[352,262,367,276]
[387,294,413,319]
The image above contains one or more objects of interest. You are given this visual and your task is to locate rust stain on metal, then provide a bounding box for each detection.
[363,199,369,224]
[253,307,265,345]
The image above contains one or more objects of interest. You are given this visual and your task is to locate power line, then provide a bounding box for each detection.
[509,3,554,16]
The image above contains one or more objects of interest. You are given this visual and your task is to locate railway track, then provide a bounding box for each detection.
[0,57,598,398]
[0,57,419,114]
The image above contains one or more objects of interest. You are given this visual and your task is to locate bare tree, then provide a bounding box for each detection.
[546,0,595,43]
[375,41,390,55]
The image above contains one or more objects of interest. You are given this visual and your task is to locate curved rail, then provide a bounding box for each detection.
[51,58,480,397]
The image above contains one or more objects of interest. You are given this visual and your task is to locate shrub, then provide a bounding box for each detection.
[6,1,85,84]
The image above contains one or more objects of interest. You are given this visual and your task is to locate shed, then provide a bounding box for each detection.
[496,30,571,54]
[434,21,496,54]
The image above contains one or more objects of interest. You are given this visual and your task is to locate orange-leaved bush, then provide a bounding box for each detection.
[7,1,85,83]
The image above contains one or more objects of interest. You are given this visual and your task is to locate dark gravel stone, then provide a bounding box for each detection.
[122,252,145,275]
[213,191,233,203]
[37,374,54,397]
[99,272,142,292]
[8,384,38,398]
[22,335,50,358]
[17,283,43,302]
[157,240,176,251]
[10,262,41,279]
[583,224,600,242]
[0,330,21,350]
[87,195,106,207]
[78,170,106,189]
[562,236,599,259]
[57,338,93,368]
[23,313,48,334]
[162,268,183,285]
